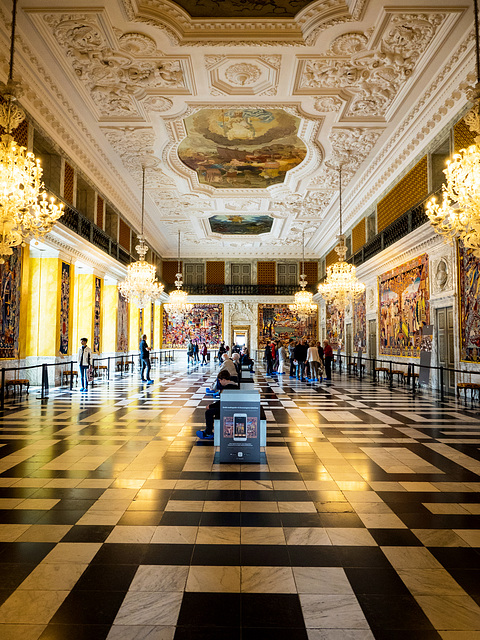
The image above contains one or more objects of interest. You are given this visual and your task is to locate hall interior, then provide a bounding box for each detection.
[1,0,480,637]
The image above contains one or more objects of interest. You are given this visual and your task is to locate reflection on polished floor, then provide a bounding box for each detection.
[0,359,480,639]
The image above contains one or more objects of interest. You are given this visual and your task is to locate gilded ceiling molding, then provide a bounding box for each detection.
[120,0,354,46]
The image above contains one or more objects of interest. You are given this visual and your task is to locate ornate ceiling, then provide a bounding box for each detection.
[0,0,472,259]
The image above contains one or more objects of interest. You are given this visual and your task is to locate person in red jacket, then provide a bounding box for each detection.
[323,339,333,381]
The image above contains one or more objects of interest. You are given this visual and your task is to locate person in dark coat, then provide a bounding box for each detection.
[293,339,308,381]
[139,334,153,384]
[323,339,334,380]
[196,371,239,439]
[264,340,275,376]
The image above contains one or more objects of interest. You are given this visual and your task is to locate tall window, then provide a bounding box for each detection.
[277,263,297,285]
[231,264,251,285]
[184,263,205,285]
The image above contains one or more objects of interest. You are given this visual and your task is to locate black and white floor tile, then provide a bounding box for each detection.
[0,358,480,639]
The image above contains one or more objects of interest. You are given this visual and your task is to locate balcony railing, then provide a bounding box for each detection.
[347,188,441,268]
[57,199,136,266]
[182,283,313,296]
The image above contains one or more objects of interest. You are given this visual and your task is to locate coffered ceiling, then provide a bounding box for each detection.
[0,0,473,259]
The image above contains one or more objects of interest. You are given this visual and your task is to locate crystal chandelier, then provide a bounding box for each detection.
[164,231,193,322]
[0,0,64,263]
[425,0,480,257]
[289,229,317,320]
[317,163,365,308]
[118,166,164,308]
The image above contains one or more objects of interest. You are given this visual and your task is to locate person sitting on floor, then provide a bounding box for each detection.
[197,370,239,439]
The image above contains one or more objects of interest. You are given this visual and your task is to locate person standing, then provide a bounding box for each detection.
[277,342,287,375]
[288,339,296,377]
[77,338,92,392]
[140,334,153,384]
[187,340,194,366]
[217,341,226,365]
[264,340,274,376]
[201,342,208,365]
[307,342,321,381]
[193,341,199,362]
[293,339,308,382]
[323,339,333,381]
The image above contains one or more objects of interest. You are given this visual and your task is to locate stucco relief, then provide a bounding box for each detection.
[432,255,454,294]
[297,13,445,117]
[366,285,376,311]
[310,127,383,188]
[43,13,188,118]
[313,96,343,113]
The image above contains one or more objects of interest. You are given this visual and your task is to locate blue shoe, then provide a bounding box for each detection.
[79,388,85,392]
[147,380,154,385]
[289,375,295,378]
[204,433,214,440]
[196,430,205,439]
[206,387,217,394]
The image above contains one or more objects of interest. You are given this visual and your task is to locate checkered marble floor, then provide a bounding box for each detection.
[0,359,480,640]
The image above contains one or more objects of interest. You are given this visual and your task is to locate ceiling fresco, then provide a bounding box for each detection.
[208,215,274,234]
[14,1,470,258]
[177,108,307,189]
[169,0,316,19]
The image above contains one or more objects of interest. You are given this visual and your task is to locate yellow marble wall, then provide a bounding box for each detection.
[143,303,153,349]
[26,257,62,357]
[154,304,162,350]
[129,304,140,352]
[102,284,118,353]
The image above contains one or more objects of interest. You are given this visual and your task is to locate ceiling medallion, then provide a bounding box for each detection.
[224,63,261,86]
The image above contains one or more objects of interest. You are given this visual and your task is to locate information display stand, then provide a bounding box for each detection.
[218,389,261,463]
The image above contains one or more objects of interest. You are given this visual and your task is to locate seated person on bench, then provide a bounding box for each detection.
[197,370,239,440]
[207,353,238,394]
[240,346,255,373]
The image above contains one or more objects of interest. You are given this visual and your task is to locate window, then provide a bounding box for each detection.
[366,212,376,242]
[430,138,451,193]
[184,263,205,285]
[231,264,251,285]
[76,175,95,221]
[277,263,297,285]
[33,131,62,195]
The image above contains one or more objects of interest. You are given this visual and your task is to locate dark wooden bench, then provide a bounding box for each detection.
[5,379,30,398]
[62,370,78,386]
[375,367,389,381]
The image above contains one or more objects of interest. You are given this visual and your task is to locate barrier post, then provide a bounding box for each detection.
[1,368,5,410]
[372,358,376,382]
[412,363,416,395]
[389,361,393,389]
[41,364,49,399]
[70,361,74,391]
[108,357,111,381]
[439,366,444,402]
[121,355,124,377]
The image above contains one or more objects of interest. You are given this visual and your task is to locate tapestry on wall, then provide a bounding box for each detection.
[379,253,429,357]
[458,243,480,362]
[151,302,155,349]
[59,262,70,355]
[93,277,101,354]
[163,304,222,348]
[116,292,128,352]
[0,247,22,359]
[353,291,366,351]
[258,304,317,348]
[326,303,344,350]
